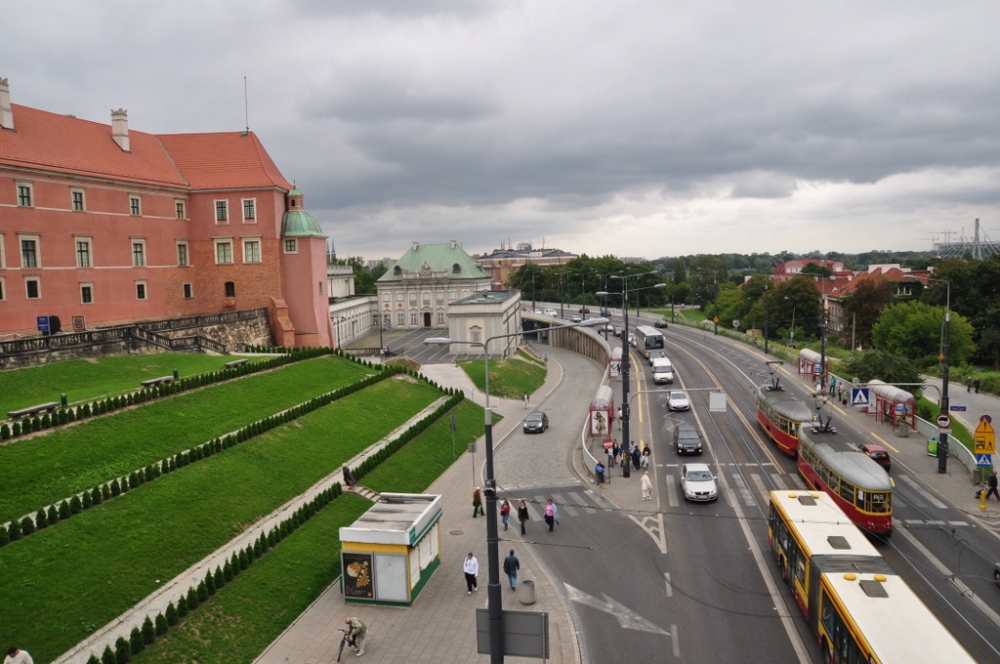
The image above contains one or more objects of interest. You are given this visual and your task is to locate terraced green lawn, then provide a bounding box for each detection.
[0,376,442,662]
[0,356,376,524]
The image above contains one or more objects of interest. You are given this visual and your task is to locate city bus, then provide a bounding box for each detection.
[756,383,815,457]
[634,325,665,359]
[768,491,976,663]
[796,424,893,536]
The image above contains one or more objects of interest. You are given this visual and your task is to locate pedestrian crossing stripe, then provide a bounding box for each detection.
[851,388,869,406]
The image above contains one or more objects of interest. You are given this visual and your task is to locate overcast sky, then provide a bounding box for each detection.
[5,1,1000,262]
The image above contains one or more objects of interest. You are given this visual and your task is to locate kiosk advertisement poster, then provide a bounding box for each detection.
[589,409,610,437]
[342,552,374,598]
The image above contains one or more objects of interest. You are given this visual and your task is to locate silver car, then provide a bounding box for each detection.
[680,463,718,502]
[667,390,690,411]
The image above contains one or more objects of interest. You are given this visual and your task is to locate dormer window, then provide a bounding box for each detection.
[393,266,402,276]
[452,263,461,274]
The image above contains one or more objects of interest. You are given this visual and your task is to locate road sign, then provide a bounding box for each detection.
[936,413,951,428]
[851,388,869,406]
[895,403,905,415]
[974,415,996,455]
[976,453,993,467]
[950,405,967,412]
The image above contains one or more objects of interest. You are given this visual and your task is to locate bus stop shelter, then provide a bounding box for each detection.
[866,379,916,433]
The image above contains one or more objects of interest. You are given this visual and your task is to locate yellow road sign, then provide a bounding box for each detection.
[974,415,996,455]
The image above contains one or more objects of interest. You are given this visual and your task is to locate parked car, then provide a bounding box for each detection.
[667,390,690,411]
[859,443,891,472]
[673,425,703,455]
[654,320,668,329]
[680,463,718,501]
[522,411,549,433]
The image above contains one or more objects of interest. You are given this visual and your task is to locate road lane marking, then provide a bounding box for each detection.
[564,583,671,635]
[897,474,947,508]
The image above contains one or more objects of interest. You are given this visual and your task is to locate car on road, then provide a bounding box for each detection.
[680,463,718,501]
[651,357,674,384]
[522,411,549,433]
[543,308,558,316]
[654,319,668,329]
[673,424,703,454]
[570,315,583,323]
[859,443,891,472]
[647,349,666,365]
[628,332,637,347]
[602,322,616,334]
[667,390,690,411]
[578,306,591,314]
[613,326,623,338]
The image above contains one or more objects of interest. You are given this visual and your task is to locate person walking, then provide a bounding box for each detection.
[472,488,484,518]
[463,552,479,594]
[640,447,650,469]
[631,443,641,470]
[966,376,973,392]
[523,392,530,409]
[974,378,981,394]
[595,460,606,488]
[503,548,520,590]
[517,500,530,535]
[986,470,1000,501]
[606,447,615,480]
[500,499,512,531]
[3,647,33,664]
[829,375,837,396]
[641,471,652,501]
[544,499,556,532]
[342,465,356,491]
[343,617,368,656]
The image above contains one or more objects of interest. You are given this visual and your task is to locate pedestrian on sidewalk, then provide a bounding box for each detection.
[640,448,650,469]
[343,617,367,656]
[606,447,615,480]
[974,378,981,394]
[4,647,33,664]
[595,460,606,487]
[641,472,652,500]
[829,376,837,396]
[631,443,641,470]
[472,488,484,517]
[503,549,520,590]
[544,499,556,531]
[966,376,973,392]
[517,500,530,535]
[523,392,530,409]
[986,471,999,501]
[463,552,479,594]
[500,499,512,531]
[342,465,356,491]
[617,406,623,430]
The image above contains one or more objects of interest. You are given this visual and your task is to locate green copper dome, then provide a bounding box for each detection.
[281,209,325,237]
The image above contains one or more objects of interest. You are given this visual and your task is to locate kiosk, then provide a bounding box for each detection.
[340,493,443,606]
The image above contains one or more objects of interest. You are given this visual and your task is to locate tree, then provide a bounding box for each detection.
[872,301,975,368]
[840,276,895,350]
[841,350,922,389]
[800,263,833,278]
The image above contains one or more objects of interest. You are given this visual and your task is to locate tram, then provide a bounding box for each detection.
[756,381,815,456]
[796,422,893,536]
[768,491,975,663]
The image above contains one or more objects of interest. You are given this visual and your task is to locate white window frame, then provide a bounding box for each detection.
[242,198,257,223]
[135,280,147,300]
[242,238,261,264]
[0,234,6,269]
[75,237,93,268]
[410,313,418,326]
[129,195,141,216]
[80,282,94,304]
[176,241,190,267]
[183,283,193,299]
[283,238,298,254]
[175,199,186,220]
[71,189,86,212]
[215,200,229,224]
[214,239,234,265]
[25,276,40,300]
[131,239,146,267]
[16,182,33,207]
[396,312,405,326]
[19,234,40,268]
[409,292,417,306]
[437,312,445,324]
[0,276,6,301]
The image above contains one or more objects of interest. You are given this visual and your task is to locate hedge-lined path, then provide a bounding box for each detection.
[54,396,449,664]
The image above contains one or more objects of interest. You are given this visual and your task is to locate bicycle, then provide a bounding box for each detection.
[336,627,354,662]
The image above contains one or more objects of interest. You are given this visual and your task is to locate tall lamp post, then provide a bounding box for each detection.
[598,273,663,479]
[906,274,951,473]
[424,316,608,663]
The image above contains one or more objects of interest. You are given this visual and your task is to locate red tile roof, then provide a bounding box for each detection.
[0,104,292,192]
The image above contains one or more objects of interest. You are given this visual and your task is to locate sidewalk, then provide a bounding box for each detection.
[254,350,586,664]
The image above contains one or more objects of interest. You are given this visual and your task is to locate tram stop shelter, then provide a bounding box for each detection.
[866,379,916,433]
[798,348,830,386]
[589,385,615,438]
[339,492,443,606]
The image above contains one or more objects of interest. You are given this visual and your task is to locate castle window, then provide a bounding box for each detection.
[225,281,236,298]
[453,263,461,274]
[129,195,141,216]
[243,199,256,222]
[25,277,40,299]
[72,190,85,212]
[215,200,229,223]
[17,183,33,207]
[135,281,146,300]
[80,283,93,304]
[76,239,92,268]
[284,239,298,253]
[175,200,186,219]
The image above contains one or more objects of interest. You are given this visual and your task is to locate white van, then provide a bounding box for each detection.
[651,357,674,384]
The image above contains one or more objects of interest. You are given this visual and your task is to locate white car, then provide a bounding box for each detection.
[543,308,558,316]
[667,390,690,411]
[680,463,718,502]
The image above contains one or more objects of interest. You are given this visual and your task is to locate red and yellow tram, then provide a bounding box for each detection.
[756,384,815,457]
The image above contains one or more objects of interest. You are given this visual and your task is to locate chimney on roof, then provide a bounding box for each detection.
[450,240,457,250]
[412,241,419,251]
[0,77,13,130]
[111,108,130,152]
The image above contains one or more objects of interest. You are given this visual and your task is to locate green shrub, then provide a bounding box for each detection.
[7,519,21,541]
[155,612,168,636]
[87,654,100,664]
[186,586,199,610]
[204,570,216,595]
[47,504,59,524]
[0,525,8,546]
[214,566,224,589]
[110,479,121,497]
[197,580,209,602]
[141,615,155,644]
[223,560,233,582]
[129,626,143,654]
[101,645,115,664]
[176,595,188,618]
[165,601,178,626]
[114,635,130,663]
[35,508,48,530]
[11,421,21,437]
[20,515,34,536]
[0,424,9,440]
[82,490,93,510]
[128,472,140,489]
[59,501,71,520]
[91,487,103,505]
[70,495,82,514]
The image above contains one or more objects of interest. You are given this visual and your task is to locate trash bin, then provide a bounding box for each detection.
[898,422,909,438]
[518,579,536,605]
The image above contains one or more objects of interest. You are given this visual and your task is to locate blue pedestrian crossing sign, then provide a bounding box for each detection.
[851,388,869,406]
[976,453,993,467]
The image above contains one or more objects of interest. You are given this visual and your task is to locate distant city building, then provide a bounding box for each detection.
[772,258,849,282]
[326,264,355,299]
[475,242,577,289]
[444,290,523,357]
[376,241,491,329]
[0,78,332,348]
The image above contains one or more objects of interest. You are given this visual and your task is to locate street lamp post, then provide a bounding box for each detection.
[906,274,951,473]
[424,317,607,663]
[598,273,662,479]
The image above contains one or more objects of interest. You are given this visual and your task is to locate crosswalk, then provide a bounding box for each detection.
[497,487,606,526]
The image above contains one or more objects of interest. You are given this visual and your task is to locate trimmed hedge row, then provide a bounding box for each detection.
[83,482,345,664]
[0,363,408,548]
[0,347,335,442]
